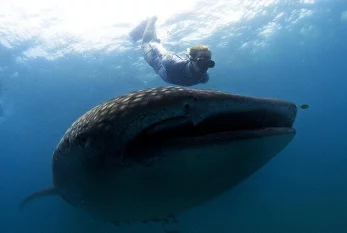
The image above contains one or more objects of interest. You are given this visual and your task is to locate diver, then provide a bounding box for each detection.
[129,16,215,87]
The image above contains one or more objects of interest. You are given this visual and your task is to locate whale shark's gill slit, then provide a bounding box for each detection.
[125,116,194,152]
[125,116,195,163]
[140,116,195,139]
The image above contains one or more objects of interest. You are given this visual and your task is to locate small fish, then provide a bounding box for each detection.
[300,104,309,109]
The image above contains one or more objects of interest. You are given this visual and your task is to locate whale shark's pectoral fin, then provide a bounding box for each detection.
[19,187,58,209]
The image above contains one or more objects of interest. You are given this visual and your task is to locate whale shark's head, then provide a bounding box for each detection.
[32,87,297,223]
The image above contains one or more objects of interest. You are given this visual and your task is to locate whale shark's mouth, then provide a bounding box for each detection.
[128,108,296,150]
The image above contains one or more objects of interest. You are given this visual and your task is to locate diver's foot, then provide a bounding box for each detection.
[145,16,158,30]
[145,16,158,29]
[129,18,149,42]
[149,15,158,23]
[142,16,160,43]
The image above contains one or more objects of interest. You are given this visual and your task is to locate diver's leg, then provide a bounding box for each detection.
[142,16,160,43]
[141,41,168,81]
[141,16,169,81]
[141,40,169,68]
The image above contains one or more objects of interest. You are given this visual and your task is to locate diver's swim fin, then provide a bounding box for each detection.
[19,187,58,209]
[129,18,149,43]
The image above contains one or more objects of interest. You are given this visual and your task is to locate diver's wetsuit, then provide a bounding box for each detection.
[140,18,209,87]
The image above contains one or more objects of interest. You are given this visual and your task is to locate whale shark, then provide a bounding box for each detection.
[19,86,297,224]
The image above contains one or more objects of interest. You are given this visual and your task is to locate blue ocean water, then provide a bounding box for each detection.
[0,0,347,232]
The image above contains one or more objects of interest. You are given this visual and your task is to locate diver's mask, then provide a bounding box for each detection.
[195,56,215,69]
[186,48,215,71]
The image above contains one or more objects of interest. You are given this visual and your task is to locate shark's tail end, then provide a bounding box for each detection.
[19,187,58,210]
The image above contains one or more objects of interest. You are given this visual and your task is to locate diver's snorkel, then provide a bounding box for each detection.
[186,48,215,72]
